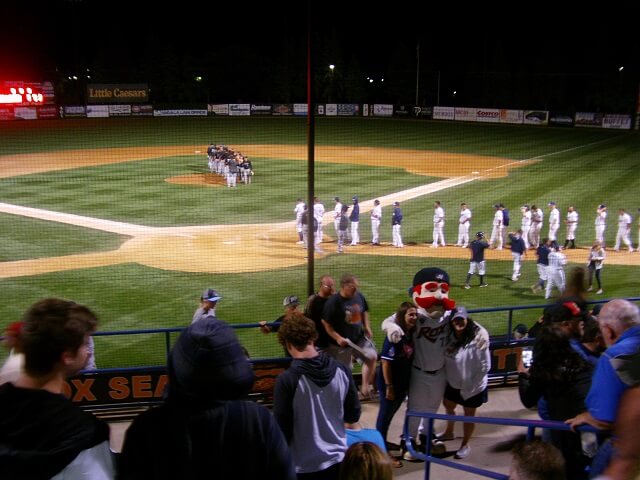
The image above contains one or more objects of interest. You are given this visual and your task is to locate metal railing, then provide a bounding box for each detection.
[403,410,599,480]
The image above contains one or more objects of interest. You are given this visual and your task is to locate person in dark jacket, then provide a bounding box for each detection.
[518,300,594,480]
[0,298,114,480]
[274,313,361,479]
[119,318,295,480]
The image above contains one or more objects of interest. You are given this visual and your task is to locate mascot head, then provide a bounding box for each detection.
[410,267,456,317]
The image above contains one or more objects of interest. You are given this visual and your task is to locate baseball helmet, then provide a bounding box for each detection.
[476,231,485,239]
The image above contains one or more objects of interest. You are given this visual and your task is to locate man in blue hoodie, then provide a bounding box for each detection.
[274,313,361,479]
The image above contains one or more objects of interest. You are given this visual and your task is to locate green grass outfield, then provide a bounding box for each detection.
[1,117,638,368]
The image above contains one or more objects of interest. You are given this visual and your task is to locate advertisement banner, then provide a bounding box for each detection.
[131,105,153,116]
[455,107,476,122]
[1,80,55,105]
[433,106,454,120]
[250,104,272,115]
[0,107,14,120]
[86,105,110,118]
[37,106,59,119]
[575,112,603,128]
[413,106,433,119]
[293,103,307,116]
[325,104,337,116]
[272,104,293,115]
[337,104,359,116]
[229,103,251,116]
[499,109,524,124]
[208,104,229,116]
[373,104,393,117]
[108,104,132,116]
[87,83,149,104]
[476,108,500,123]
[548,112,574,127]
[153,109,207,117]
[523,110,549,125]
[393,105,410,116]
[13,106,38,120]
[64,106,86,118]
[602,114,632,130]
[317,104,325,115]
[362,104,369,117]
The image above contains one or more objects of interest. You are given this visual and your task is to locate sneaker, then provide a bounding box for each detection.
[587,286,593,292]
[480,283,489,288]
[455,444,471,459]
[431,440,446,455]
[296,240,304,244]
[464,284,471,290]
[435,431,455,441]
[402,450,422,462]
[597,289,603,294]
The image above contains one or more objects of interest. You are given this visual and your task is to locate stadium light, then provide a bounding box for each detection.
[329,64,335,72]
[195,76,203,82]
[618,66,624,72]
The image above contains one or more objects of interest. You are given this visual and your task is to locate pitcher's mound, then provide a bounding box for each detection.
[165,173,226,187]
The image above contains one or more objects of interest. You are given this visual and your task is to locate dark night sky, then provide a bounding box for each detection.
[0,1,638,107]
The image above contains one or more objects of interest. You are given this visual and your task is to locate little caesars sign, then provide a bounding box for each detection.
[87,84,149,103]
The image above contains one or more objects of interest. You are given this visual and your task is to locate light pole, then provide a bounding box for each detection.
[415,43,420,106]
[328,64,335,103]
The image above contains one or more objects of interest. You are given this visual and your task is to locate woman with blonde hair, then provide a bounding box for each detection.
[339,442,393,480]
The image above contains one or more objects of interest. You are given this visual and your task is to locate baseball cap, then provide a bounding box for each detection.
[544,300,586,323]
[476,231,485,238]
[451,306,469,321]
[201,288,222,302]
[283,295,300,307]
[598,204,606,209]
[412,267,450,287]
[334,196,340,202]
[393,201,400,206]
[548,201,556,206]
[352,195,358,201]
[513,323,528,339]
[493,204,500,208]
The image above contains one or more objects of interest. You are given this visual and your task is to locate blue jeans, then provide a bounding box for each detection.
[375,373,407,442]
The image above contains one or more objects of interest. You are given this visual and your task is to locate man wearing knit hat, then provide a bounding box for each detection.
[120,318,295,479]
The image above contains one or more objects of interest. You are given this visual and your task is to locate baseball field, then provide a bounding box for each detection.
[1,117,639,368]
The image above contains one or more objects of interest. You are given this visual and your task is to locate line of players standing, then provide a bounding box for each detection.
[206,143,253,187]
[294,197,404,254]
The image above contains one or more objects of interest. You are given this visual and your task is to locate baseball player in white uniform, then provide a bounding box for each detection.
[595,204,607,246]
[370,199,382,245]
[490,204,503,249]
[545,245,567,299]
[333,197,343,236]
[431,201,446,247]
[520,205,532,249]
[563,206,579,249]
[530,205,543,248]
[313,197,325,244]
[294,198,305,244]
[548,202,560,247]
[456,203,472,248]
[614,208,633,252]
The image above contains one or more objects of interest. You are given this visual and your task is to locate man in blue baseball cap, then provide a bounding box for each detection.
[192,288,222,324]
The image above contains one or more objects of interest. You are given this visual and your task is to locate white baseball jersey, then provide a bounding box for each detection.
[459,208,471,224]
[371,204,382,221]
[595,210,607,226]
[294,202,305,221]
[618,213,632,229]
[412,311,450,372]
[567,211,578,225]
[313,202,325,222]
[549,208,560,227]
[433,206,445,225]
[493,209,503,226]
[522,210,532,228]
[334,202,342,219]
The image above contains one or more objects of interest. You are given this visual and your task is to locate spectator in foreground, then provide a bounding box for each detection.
[119,318,295,480]
[0,298,114,479]
[274,313,361,479]
[339,442,393,480]
[509,439,566,480]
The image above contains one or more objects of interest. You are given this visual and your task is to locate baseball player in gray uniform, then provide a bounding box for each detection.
[313,197,325,244]
[333,197,343,236]
[545,245,567,299]
[530,205,543,249]
[294,198,305,244]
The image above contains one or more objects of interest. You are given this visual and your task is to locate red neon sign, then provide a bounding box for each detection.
[0,87,45,104]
